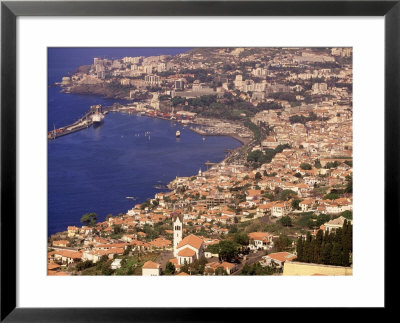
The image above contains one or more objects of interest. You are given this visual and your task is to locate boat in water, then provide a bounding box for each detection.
[91,104,105,126]
[176,130,181,138]
[92,112,104,126]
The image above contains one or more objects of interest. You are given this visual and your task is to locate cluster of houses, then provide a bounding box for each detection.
[48,204,351,276]
[50,48,352,276]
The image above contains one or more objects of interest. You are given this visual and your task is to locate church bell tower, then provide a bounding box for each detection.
[172,212,183,257]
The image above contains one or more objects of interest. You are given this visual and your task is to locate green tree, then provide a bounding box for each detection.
[217,240,239,262]
[80,212,98,226]
[164,262,176,275]
[76,260,94,271]
[325,161,340,169]
[316,214,330,227]
[300,163,312,170]
[313,230,324,263]
[340,210,353,220]
[99,259,114,275]
[321,242,332,264]
[233,233,249,246]
[206,243,220,255]
[180,260,189,274]
[279,216,292,227]
[241,263,252,275]
[330,243,342,265]
[215,267,226,276]
[275,144,291,153]
[314,159,322,169]
[323,192,340,200]
[345,174,353,193]
[296,237,304,261]
[280,189,297,201]
[229,225,238,234]
[341,246,350,267]
[255,172,262,180]
[303,232,313,263]
[275,234,291,252]
[171,96,186,107]
[113,224,123,235]
[291,198,302,210]
[342,220,353,252]
[192,257,207,275]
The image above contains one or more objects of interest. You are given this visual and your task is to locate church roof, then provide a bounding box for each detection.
[177,234,203,250]
[177,247,196,257]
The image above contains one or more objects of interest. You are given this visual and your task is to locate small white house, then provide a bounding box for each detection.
[248,232,273,250]
[142,261,161,276]
[323,216,352,232]
[271,202,290,217]
[261,252,297,268]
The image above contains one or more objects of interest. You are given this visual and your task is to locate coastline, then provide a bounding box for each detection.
[188,127,250,145]
[48,111,246,238]
[47,47,354,277]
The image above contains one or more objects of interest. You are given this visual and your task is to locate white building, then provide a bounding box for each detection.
[312,82,328,94]
[145,75,160,85]
[172,212,183,257]
[172,212,204,265]
[252,67,268,77]
[142,261,161,276]
[261,252,297,268]
[271,202,290,217]
[234,74,243,88]
[323,216,352,233]
[248,232,273,250]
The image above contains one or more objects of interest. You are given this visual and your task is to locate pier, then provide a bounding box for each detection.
[48,104,124,140]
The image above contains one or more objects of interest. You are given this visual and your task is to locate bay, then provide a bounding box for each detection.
[48,47,241,236]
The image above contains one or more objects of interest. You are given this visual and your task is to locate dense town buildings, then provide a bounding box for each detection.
[49,48,353,276]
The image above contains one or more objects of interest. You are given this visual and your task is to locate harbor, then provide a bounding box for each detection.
[48,104,112,139]
[48,103,190,140]
[48,103,253,145]
[48,111,242,235]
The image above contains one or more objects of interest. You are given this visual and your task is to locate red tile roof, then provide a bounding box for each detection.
[142,261,160,269]
[267,252,297,263]
[177,234,203,250]
[177,248,196,257]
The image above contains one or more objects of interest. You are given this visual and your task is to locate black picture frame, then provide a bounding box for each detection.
[1,0,398,321]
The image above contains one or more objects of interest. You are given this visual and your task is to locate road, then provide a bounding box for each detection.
[232,250,266,275]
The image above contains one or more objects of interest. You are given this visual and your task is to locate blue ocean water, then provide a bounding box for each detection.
[48,48,241,236]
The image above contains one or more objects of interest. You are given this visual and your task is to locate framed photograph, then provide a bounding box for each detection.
[1,0,398,320]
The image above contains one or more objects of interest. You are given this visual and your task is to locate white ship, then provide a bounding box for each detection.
[176,130,181,138]
[92,112,104,125]
[91,104,104,126]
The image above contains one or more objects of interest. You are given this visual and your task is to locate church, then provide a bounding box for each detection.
[170,211,204,266]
